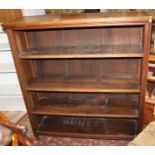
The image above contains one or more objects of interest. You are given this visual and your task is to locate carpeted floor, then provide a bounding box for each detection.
[17,114,130,146]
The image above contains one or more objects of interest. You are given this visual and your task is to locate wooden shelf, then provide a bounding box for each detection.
[145,96,155,104]
[148,76,155,82]
[149,54,155,62]
[4,13,151,139]
[18,45,143,59]
[33,98,138,118]
[27,76,140,93]
[2,12,151,30]
[37,116,137,140]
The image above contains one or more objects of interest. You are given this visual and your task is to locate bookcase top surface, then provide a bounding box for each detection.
[2,12,152,30]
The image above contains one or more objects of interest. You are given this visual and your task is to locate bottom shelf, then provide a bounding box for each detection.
[37,116,137,140]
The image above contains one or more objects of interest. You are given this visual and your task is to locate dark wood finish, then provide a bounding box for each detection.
[6,30,39,137]
[3,12,152,140]
[37,116,137,140]
[31,58,141,80]
[18,45,143,59]
[32,94,139,118]
[32,92,139,118]
[26,76,140,93]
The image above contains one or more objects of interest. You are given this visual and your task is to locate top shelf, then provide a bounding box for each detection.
[2,12,151,30]
[18,45,143,59]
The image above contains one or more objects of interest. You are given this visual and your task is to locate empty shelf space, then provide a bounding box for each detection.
[4,13,149,140]
[33,97,139,118]
[18,45,143,59]
[37,116,137,139]
[26,76,140,93]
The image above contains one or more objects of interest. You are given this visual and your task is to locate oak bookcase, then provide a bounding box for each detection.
[2,12,152,140]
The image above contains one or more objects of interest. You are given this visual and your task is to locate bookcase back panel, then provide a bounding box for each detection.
[101,58,141,79]
[37,116,137,138]
[27,29,64,47]
[31,92,139,119]
[32,92,139,103]
[25,26,143,48]
[102,27,143,46]
[23,58,141,80]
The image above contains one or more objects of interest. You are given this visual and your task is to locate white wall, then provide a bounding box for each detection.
[0,9,45,111]
[0,28,26,111]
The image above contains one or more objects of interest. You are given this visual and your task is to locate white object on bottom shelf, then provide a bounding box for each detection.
[0,95,26,111]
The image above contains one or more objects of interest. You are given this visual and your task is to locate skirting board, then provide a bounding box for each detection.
[0,95,26,111]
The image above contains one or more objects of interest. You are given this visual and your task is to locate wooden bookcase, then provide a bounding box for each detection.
[2,12,152,140]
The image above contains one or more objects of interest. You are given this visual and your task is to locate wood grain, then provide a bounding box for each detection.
[3,12,151,139]
[37,116,137,140]
[26,76,140,93]
[149,54,155,62]
[32,97,138,118]
[2,12,152,30]
[0,9,22,23]
[18,45,143,59]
